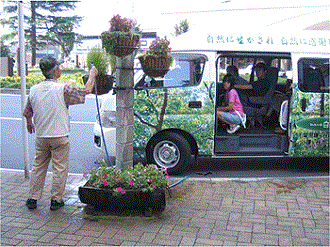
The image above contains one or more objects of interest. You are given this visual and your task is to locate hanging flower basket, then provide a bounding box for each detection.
[101,15,141,57]
[138,55,173,78]
[137,36,173,78]
[101,31,140,58]
[82,74,114,95]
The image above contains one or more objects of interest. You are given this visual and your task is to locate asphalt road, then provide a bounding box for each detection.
[1,92,328,179]
[1,93,107,174]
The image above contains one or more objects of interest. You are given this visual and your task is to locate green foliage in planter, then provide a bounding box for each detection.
[109,53,116,75]
[86,45,110,76]
[84,160,169,195]
[101,31,140,54]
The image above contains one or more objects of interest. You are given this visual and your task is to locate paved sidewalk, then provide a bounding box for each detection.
[1,169,329,246]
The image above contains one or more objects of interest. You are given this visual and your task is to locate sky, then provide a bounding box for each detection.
[72,0,330,37]
[0,0,329,41]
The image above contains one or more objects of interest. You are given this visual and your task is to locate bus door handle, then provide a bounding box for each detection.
[301,98,306,112]
[189,101,202,108]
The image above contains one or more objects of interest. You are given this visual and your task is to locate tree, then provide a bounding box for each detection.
[174,19,190,37]
[45,16,82,58]
[0,39,12,57]
[0,1,82,66]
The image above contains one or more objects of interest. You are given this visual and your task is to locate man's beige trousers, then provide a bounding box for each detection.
[29,136,70,202]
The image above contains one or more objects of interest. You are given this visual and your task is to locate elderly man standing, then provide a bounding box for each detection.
[23,55,98,211]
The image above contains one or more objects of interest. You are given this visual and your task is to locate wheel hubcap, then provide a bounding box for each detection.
[153,141,180,169]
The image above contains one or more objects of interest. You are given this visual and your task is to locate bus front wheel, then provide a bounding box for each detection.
[146,132,192,175]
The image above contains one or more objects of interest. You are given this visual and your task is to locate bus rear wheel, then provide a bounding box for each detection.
[146,132,192,175]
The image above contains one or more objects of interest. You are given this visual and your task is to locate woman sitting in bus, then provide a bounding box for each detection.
[217,74,246,134]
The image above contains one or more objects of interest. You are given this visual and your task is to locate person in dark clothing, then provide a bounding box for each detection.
[234,62,270,97]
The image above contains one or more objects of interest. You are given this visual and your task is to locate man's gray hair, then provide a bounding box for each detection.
[39,55,60,79]
[43,65,58,79]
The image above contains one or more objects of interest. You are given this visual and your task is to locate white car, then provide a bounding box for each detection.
[93,92,117,156]
[93,69,145,156]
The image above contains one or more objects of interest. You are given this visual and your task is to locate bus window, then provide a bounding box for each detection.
[298,58,330,93]
[135,53,207,90]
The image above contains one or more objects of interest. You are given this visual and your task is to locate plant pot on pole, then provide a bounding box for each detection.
[101,15,140,58]
[82,75,114,95]
[101,31,140,58]
[138,36,173,78]
[83,45,114,95]
[138,55,172,78]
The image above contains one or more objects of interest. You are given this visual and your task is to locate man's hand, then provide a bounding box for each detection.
[26,118,35,134]
[89,66,98,78]
[85,66,98,94]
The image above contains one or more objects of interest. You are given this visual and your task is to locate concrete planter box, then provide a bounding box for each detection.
[78,181,166,212]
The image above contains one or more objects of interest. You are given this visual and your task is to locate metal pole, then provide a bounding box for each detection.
[18,0,29,179]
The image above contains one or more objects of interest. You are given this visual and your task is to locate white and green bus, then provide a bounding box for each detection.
[94,30,329,174]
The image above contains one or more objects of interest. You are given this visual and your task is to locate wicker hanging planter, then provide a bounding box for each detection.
[82,74,114,95]
[101,31,140,58]
[138,55,173,78]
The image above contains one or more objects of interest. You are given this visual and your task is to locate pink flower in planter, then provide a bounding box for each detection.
[104,173,108,178]
[129,180,134,186]
[117,187,126,194]
[147,178,152,184]
[165,175,170,180]
[152,184,158,189]
[103,180,108,186]
[83,173,87,178]
[162,168,169,175]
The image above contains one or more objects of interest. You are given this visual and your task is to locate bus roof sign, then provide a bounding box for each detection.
[171,30,330,54]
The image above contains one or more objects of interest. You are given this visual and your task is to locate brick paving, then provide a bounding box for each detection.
[0,169,329,246]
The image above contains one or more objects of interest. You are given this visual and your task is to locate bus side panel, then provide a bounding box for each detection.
[290,55,329,158]
[133,83,215,159]
[290,89,329,157]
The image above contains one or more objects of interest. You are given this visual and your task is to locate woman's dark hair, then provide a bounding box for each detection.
[223,74,235,91]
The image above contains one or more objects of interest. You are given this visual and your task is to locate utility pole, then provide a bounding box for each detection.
[31,1,37,67]
[115,52,135,171]
[18,0,29,179]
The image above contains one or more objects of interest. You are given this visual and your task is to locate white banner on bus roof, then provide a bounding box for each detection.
[171,30,330,54]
